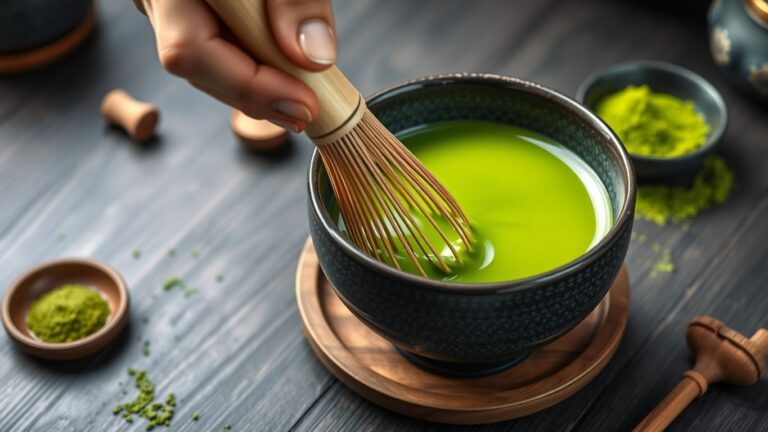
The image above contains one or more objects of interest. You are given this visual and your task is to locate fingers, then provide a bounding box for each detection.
[132,0,147,15]
[146,0,319,132]
[267,0,337,71]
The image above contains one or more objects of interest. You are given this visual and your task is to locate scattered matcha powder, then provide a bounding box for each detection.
[163,276,203,298]
[216,274,225,283]
[133,249,142,260]
[143,339,151,357]
[191,250,200,259]
[113,369,176,430]
[192,412,200,421]
[162,276,185,291]
[167,248,176,257]
[596,84,709,157]
[631,231,647,243]
[27,284,110,343]
[650,243,676,278]
[636,156,734,225]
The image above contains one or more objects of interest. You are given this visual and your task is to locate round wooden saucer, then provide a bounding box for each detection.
[0,9,96,74]
[296,239,630,424]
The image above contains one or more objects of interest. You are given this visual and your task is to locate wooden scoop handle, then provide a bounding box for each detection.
[204,0,363,143]
[634,317,768,432]
[100,89,159,142]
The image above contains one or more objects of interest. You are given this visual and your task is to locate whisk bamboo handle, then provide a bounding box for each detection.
[204,0,364,144]
[634,317,768,432]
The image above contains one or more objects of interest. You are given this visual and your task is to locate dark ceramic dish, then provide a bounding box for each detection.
[308,73,635,376]
[577,61,728,179]
[0,0,92,54]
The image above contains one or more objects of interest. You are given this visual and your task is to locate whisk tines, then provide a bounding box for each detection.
[318,111,473,276]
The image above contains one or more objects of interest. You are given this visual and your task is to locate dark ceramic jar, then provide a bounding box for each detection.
[0,0,92,54]
[708,0,768,102]
[307,74,635,376]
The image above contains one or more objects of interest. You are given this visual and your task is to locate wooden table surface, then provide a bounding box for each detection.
[1,0,767,431]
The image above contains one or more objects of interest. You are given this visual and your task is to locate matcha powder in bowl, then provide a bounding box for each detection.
[595,85,709,158]
[26,284,110,343]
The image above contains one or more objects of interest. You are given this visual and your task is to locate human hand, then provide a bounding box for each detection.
[135,0,336,133]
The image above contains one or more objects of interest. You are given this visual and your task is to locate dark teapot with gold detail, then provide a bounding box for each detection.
[709,0,768,102]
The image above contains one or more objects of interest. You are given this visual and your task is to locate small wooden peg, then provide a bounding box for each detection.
[635,316,768,432]
[230,110,288,151]
[101,89,159,142]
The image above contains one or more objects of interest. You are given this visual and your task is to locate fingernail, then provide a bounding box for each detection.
[273,100,312,122]
[298,19,336,65]
[268,118,300,133]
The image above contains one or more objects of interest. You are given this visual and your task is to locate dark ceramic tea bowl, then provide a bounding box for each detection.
[308,73,635,377]
[577,61,728,179]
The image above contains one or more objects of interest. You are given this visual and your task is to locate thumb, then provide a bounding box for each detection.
[267,0,336,72]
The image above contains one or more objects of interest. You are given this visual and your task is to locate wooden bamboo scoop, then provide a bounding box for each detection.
[634,316,768,432]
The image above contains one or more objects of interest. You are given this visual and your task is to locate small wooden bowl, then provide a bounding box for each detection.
[1,258,129,360]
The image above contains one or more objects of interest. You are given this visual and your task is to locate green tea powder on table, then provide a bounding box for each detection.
[651,243,675,277]
[26,284,110,343]
[636,156,734,225]
[114,368,176,430]
[596,85,709,157]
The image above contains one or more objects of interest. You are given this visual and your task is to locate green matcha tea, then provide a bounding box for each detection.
[334,120,613,283]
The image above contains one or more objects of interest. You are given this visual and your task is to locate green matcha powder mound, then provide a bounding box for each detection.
[26,284,110,343]
[596,85,709,158]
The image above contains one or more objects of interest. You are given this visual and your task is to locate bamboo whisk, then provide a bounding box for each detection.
[206,0,473,275]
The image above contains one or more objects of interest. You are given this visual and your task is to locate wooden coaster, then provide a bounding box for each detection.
[0,9,96,74]
[296,239,630,424]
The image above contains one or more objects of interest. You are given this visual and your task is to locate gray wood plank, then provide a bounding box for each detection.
[2,0,767,431]
[576,197,768,431]
[0,0,563,431]
[0,0,325,430]
[332,0,558,95]
[292,0,768,431]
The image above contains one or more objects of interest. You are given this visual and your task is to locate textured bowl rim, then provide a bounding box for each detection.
[308,72,635,294]
[1,257,129,352]
[576,60,729,164]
